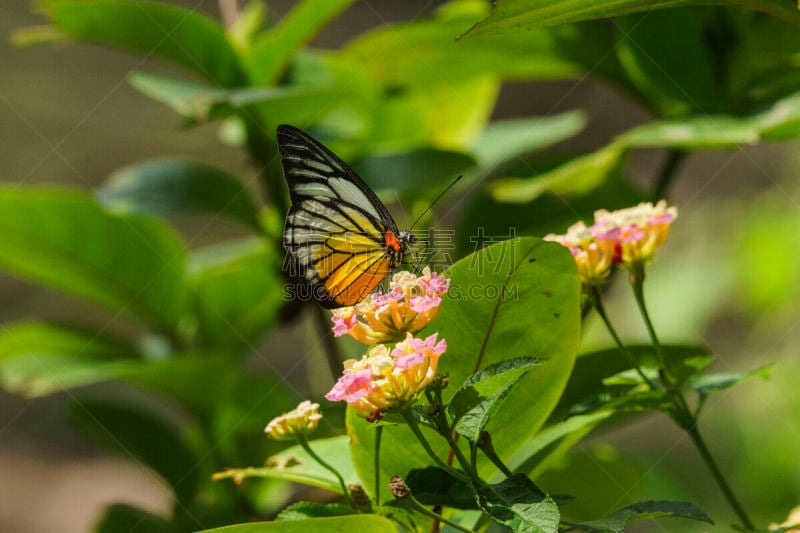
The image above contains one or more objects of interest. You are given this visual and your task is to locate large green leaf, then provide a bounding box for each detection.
[99,159,261,231]
[69,397,199,505]
[0,321,140,397]
[0,187,187,332]
[460,0,800,37]
[341,2,580,87]
[187,238,283,349]
[437,238,581,471]
[36,0,245,86]
[213,436,358,495]
[244,0,355,85]
[198,515,397,533]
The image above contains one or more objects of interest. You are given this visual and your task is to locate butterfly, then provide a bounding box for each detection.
[277,125,415,309]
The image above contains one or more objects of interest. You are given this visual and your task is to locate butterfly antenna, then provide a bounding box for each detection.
[409,175,463,231]
[394,191,411,229]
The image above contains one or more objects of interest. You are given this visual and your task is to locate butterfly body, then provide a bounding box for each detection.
[277,125,414,308]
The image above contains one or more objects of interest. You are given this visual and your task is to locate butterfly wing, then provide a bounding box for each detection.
[277,125,399,308]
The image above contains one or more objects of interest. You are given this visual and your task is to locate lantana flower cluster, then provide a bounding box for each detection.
[545,200,678,286]
[264,400,322,441]
[326,268,450,421]
[325,333,446,419]
[331,267,450,344]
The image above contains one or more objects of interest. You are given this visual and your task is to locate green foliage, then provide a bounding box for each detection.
[474,474,560,532]
[566,500,714,532]
[0,187,187,332]
[99,159,262,231]
[6,0,799,530]
[461,0,800,36]
[197,515,397,533]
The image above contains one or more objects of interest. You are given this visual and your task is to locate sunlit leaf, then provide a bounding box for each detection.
[244,0,355,85]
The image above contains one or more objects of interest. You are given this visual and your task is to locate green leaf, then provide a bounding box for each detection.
[198,515,397,533]
[0,321,141,397]
[99,159,261,231]
[617,116,761,149]
[93,503,172,533]
[213,436,358,495]
[69,397,199,504]
[436,238,581,473]
[276,502,353,521]
[475,474,559,533]
[470,112,587,169]
[128,71,342,127]
[341,3,580,87]
[187,238,284,349]
[690,364,773,409]
[405,467,477,510]
[0,187,187,332]
[460,0,800,37]
[504,410,614,478]
[353,149,477,199]
[38,0,245,86]
[244,0,355,85]
[490,142,624,205]
[449,357,541,441]
[567,500,713,532]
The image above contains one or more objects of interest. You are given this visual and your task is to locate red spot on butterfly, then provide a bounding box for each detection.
[385,230,401,252]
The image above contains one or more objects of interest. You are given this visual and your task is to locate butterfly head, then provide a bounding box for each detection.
[386,230,415,268]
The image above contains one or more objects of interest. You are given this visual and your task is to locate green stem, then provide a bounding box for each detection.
[374,425,382,505]
[402,411,468,482]
[630,276,755,529]
[312,305,344,382]
[298,435,354,509]
[397,491,475,533]
[653,149,685,200]
[476,432,514,478]
[587,286,654,389]
[686,424,755,530]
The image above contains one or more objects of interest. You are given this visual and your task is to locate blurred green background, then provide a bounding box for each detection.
[1,0,799,531]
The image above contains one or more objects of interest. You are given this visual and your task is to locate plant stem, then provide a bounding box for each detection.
[397,490,475,533]
[653,149,685,200]
[297,434,354,509]
[686,424,754,530]
[630,277,755,529]
[312,305,343,381]
[374,425,382,505]
[587,286,654,388]
[402,411,468,482]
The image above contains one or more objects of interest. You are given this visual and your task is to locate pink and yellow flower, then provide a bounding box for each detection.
[546,201,678,285]
[325,333,446,420]
[545,221,617,287]
[331,267,450,345]
[264,400,322,441]
[592,200,678,268]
